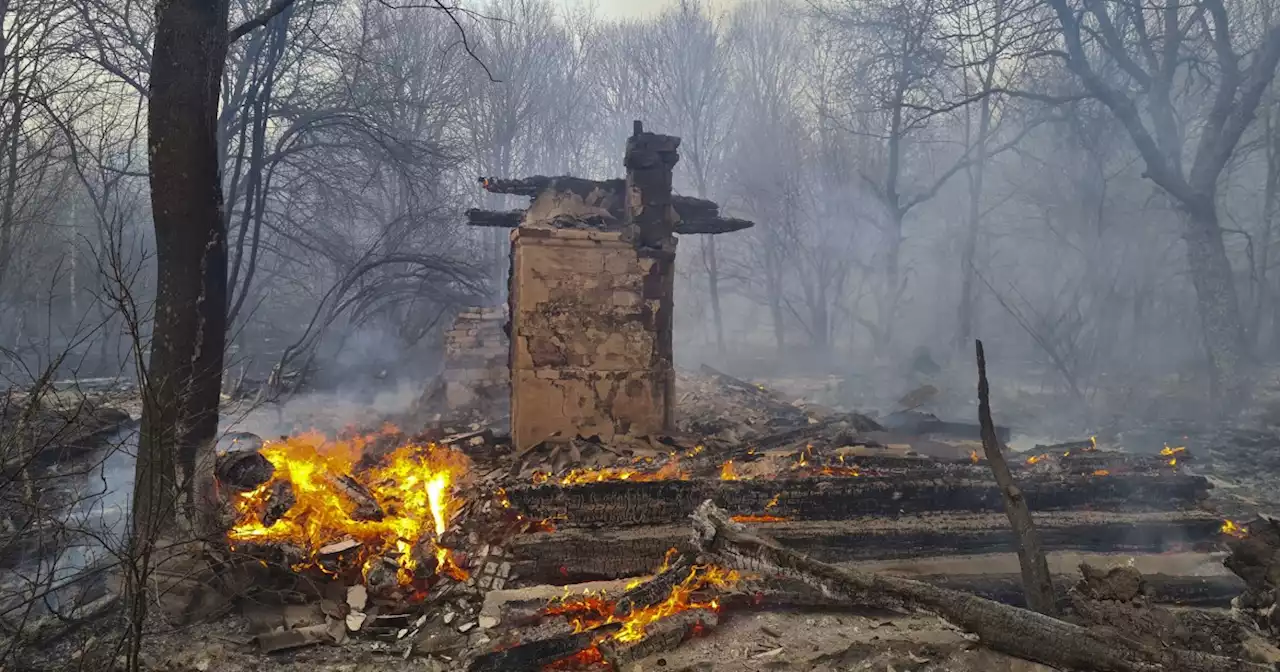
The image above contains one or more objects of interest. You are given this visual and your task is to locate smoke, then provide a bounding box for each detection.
[221,378,432,440]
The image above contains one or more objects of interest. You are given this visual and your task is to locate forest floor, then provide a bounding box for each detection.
[11,362,1280,671]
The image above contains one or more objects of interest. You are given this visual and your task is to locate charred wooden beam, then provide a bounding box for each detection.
[506,473,1211,529]
[506,511,1225,585]
[598,608,717,667]
[466,206,752,235]
[690,500,1268,672]
[479,175,622,198]
[468,623,618,672]
[611,554,692,617]
[465,208,522,228]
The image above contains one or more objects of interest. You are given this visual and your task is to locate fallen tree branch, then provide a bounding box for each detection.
[976,339,1056,615]
[689,501,1268,672]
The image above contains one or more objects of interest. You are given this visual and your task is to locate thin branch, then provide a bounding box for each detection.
[229,0,299,44]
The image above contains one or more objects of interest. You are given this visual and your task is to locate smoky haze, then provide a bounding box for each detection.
[0,0,1275,440]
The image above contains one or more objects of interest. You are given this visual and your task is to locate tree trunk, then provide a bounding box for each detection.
[136,0,231,545]
[703,236,725,355]
[1181,202,1250,412]
[957,97,991,349]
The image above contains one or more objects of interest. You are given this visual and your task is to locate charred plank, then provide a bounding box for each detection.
[506,511,1224,585]
[468,623,618,672]
[598,608,717,667]
[466,208,523,228]
[611,554,692,617]
[505,473,1211,529]
[466,207,752,235]
[690,500,1268,672]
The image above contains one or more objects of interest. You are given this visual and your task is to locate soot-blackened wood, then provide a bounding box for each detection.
[465,207,752,235]
[506,512,1224,585]
[326,474,383,520]
[215,449,274,491]
[976,339,1056,616]
[611,554,692,617]
[466,208,522,228]
[260,479,295,527]
[598,609,717,667]
[468,624,618,672]
[505,472,1210,528]
[690,501,1268,672]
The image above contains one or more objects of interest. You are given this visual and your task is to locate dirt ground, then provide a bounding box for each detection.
[104,609,1059,672]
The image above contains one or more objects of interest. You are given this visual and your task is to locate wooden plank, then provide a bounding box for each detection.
[506,511,1225,584]
[506,473,1211,529]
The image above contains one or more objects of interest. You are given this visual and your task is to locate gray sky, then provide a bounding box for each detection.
[559,0,741,19]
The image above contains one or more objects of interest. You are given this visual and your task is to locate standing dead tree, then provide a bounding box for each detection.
[975,339,1056,615]
[1043,0,1280,412]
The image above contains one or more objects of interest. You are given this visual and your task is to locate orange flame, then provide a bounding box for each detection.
[1161,444,1186,467]
[1092,469,1110,477]
[969,450,980,463]
[547,561,740,645]
[227,429,470,584]
[1221,519,1248,539]
[730,514,789,523]
[1026,453,1049,465]
[720,461,739,481]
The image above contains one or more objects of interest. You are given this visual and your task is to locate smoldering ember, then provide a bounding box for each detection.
[12,0,1280,671]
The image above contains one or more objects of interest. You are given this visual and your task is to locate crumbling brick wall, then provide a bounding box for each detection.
[508,227,675,449]
[443,307,509,412]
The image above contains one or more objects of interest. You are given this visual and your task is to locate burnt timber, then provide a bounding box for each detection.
[469,174,754,235]
[506,472,1210,528]
[506,510,1223,584]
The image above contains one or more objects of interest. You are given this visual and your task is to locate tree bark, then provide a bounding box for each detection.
[1181,202,1251,411]
[137,0,231,544]
[976,340,1056,615]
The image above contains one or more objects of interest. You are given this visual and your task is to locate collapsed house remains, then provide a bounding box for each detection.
[24,122,1279,672]
[442,307,509,413]
[466,120,753,452]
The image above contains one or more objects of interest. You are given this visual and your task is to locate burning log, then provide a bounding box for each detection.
[506,511,1224,585]
[261,480,296,527]
[1221,516,1280,636]
[468,624,620,672]
[610,553,692,617]
[506,472,1211,529]
[690,500,1267,672]
[597,608,717,667]
[215,432,274,491]
[325,473,383,521]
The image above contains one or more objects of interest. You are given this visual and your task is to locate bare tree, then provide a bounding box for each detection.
[1043,0,1280,409]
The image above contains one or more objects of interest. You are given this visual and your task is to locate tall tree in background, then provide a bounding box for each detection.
[1044,0,1280,409]
[136,0,294,543]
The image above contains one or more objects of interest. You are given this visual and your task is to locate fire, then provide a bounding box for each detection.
[1161,444,1186,467]
[720,460,739,480]
[533,445,704,485]
[1092,469,1110,477]
[765,493,780,509]
[1026,453,1049,465]
[969,450,980,463]
[227,429,470,584]
[730,514,788,523]
[1221,519,1248,539]
[547,560,741,645]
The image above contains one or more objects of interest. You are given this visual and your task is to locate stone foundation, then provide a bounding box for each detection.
[508,227,675,450]
[443,307,509,412]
